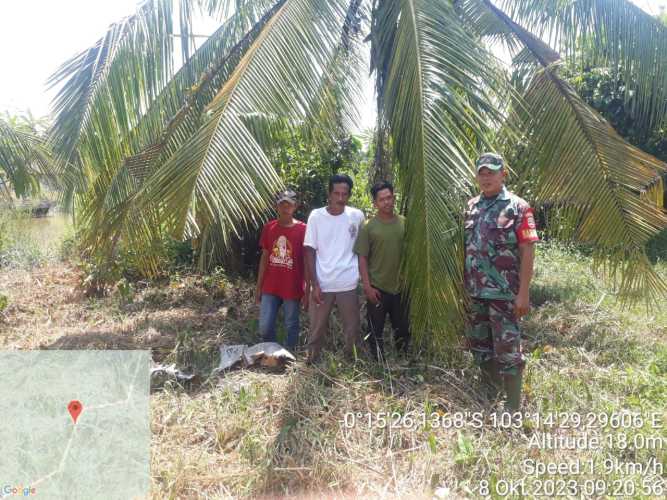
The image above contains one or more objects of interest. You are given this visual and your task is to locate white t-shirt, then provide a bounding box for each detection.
[304,206,365,292]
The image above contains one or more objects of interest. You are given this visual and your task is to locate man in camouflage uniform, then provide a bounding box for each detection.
[464,152,539,411]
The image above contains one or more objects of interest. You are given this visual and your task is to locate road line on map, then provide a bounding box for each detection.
[16,355,145,492]
[31,425,77,487]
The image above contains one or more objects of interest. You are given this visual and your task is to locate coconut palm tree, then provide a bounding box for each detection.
[47,0,667,348]
[0,112,54,203]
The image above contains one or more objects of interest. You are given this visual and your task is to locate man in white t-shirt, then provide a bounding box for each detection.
[304,174,365,363]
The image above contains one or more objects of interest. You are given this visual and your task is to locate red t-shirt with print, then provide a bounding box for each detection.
[259,220,307,300]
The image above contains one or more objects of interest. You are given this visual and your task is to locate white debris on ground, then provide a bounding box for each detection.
[150,363,196,382]
[150,343,295,387]
[214,342,296,373]
[217,344,247,371]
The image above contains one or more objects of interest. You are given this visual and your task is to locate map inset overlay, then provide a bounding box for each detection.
[0,350,150,499]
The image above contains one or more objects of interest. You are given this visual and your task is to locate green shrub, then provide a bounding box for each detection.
[646,227,667,263]
[165,238,194,270]
[59,232,78,262]
[113,278,135,304]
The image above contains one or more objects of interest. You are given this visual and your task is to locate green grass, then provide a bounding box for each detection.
[2,228,665,498]
[145,243,667,498]
[55,242,656,498]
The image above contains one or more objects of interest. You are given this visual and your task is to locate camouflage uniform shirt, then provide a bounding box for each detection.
[464,186,539,300]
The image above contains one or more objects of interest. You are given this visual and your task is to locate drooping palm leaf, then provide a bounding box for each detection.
[458,0,560,66]
[469,0,667,302]
[121,0,279,167]
[0,118,54,199]
[47,0,175,166]
[372,0,514,351]
[498,0,667,135]
[207,0,351,118]
[90,0,283,238]
[56,1,282,272]
[301,0,367,145]
[643,176,665,210]
[134,0,355,270]
[49,0,268,199]
[512,65,667,302]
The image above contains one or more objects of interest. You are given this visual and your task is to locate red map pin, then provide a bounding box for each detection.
[67,400,83,424]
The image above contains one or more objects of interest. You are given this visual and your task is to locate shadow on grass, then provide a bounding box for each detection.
[123,284,227,313]
[256,366,353,497]
[252,345,496,498]
[40,307,263,394]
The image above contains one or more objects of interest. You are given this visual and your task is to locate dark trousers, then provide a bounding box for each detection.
[366,289,410,358]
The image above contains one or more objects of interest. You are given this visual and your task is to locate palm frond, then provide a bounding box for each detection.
[0,118,55,198]
[178,0,196,63]
[513,64,667,302]
[50,0,273,201]
[122,0,281,181]
[373,0,514,351]
[472,0,667,302]
[459,0,560,66]
[47,0,175,165]
[132,0,354,270]
[498,0,667,134]
[642,175,665,210]
[208,0,351,118]
[70,0,281,271]
[145,112,279,240]
[301,0,367,145]
[123,0,279,163]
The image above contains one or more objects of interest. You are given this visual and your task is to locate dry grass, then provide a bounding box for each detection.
[1,244,666,499]
[148,352,503,499]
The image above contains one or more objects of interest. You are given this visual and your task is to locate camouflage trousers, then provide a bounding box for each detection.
[465,298,525,376]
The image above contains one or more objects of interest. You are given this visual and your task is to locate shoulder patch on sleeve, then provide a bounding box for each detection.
[517,207,539,243]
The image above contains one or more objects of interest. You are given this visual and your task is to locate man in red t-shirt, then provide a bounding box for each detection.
[255,190,307,350]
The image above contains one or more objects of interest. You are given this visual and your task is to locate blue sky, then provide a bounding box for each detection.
[0,0,664,132]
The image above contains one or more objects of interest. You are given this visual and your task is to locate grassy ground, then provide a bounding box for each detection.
[0,232,665,498]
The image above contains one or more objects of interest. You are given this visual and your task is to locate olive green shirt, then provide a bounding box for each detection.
[353,214,405,294]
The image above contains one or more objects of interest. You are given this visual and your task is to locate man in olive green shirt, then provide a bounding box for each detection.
[354,181,410,359]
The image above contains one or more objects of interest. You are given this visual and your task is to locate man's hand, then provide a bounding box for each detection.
[364,285,381,305]
[254,287,262,305]
[301,291,309,310]
[312,283,323,306]
[516,243,535,319]
[514,291,530,319]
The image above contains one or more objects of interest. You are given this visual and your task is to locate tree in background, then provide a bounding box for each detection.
[556,8,667,261]
[219,127,370,277]
[47,0,667,354]
[0,111,54,203]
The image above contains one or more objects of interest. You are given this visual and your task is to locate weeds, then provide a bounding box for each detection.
[647,228,667,263]
[0,293,7,316]
[1,239,665,498]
